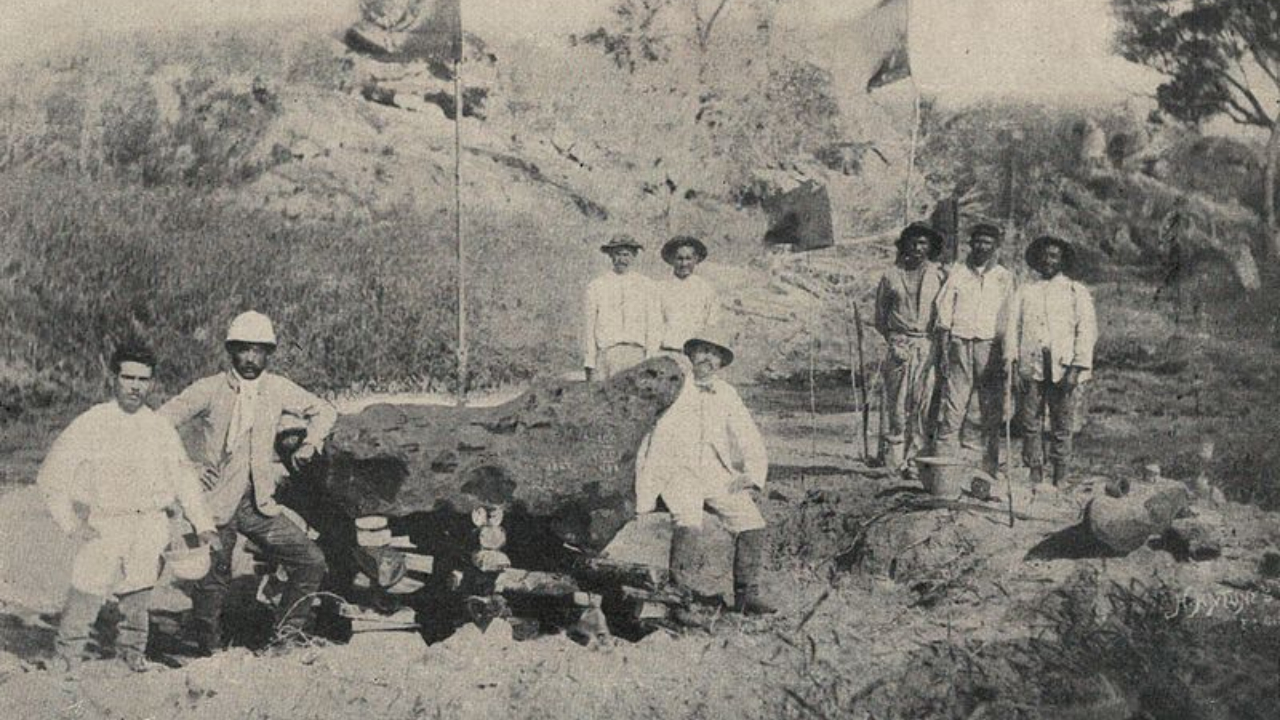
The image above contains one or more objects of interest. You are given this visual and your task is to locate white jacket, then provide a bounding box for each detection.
[634,375,768,513]
[1005,274,1097,382]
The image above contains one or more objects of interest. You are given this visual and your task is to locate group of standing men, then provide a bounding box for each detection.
[874,222,1098,486]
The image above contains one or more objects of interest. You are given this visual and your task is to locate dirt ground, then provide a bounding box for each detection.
[2,388,1279,719]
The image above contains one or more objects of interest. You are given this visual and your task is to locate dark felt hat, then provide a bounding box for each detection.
[600,234,644,253]
[1025,235,1075,271]
[969,223,1005,242]
[661,235,708,265]
[897,222,945,257]
[683,335,734,368]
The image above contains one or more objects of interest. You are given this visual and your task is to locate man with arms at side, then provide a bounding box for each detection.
[39,342,217,673]
[1006,236,1097,487]
[583,234,660,381]
[161,311,337,653]
[656,235,720,356]
[874,222,946,477]
[932,223,1016,476]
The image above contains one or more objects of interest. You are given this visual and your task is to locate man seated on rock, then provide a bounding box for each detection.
[1005,236,1097,487]
[38,342,217,673]
[635,333,776,615]
[161,311,337,653]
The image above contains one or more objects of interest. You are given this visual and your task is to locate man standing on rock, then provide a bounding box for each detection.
[38,342,217,673]
[583,234,659,381]
[161,311,337,653]
[875,222,947,477]
[656,235,720,357]
[635,334,776,615]
[932,223,1016,475]
[1005,236,1097,487]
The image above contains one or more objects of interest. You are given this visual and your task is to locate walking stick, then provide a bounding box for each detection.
[1003,363,1016,528]
[852,302,871,460]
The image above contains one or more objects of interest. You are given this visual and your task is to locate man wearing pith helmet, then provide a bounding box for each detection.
[635,332,776,615]
[161,311,337,653]
[583,234,660,381]
[656,235,720,356]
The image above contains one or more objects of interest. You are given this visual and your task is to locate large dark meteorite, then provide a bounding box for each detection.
[291,357,685,553]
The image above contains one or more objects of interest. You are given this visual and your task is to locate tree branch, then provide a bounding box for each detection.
[1222,71,1274,127]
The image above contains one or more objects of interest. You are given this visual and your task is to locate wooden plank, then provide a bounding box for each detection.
[573,557,668,590]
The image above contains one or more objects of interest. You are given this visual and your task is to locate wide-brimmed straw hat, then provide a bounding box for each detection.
[896,222,944,257]
[661,235,708,265]
[1024,235,1075,272]
[600,234,643,253]
[683,334,734,368]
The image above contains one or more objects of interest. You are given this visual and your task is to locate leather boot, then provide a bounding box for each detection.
[54,587,102,671]
[1052,461,1069,487]
[116,588,152,671]
[667,525,701,602]
[1028,466,1045,485]
[732,529,777,615]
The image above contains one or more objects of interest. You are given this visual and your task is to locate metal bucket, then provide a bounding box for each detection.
[914,456,973,497]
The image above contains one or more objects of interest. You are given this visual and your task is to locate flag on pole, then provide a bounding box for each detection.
[862,0,911,92]
[348,0,462,63]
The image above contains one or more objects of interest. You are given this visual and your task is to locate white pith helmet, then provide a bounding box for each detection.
[226,311,277,346]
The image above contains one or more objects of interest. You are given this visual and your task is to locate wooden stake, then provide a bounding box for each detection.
[852,302,870,459]
[1003,366,1016,528]
[453,13,467,407]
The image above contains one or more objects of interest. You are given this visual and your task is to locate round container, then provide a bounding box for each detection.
[914,456,972,497]
[165,544,212,581]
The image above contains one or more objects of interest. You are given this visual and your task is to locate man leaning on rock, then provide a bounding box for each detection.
[161,311,337,654]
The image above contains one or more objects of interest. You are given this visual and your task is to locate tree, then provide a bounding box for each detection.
[1114,0,1280,254]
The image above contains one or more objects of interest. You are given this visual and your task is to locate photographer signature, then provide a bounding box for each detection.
[1163,588,1280,626]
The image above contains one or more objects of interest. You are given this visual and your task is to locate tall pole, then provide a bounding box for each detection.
[903,92,921,225]
[901,0,920,226]
[453,7,467,407]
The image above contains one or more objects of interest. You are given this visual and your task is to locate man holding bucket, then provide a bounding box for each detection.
[38,342,217,673]
[161,311,336,653]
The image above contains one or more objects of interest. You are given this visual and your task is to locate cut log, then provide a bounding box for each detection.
[286,358,684,553]
[1084,480,1190,555]
[621,584,690,607]
[494,569,580,598]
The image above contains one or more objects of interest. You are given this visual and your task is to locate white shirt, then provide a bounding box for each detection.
[37,402,214,535]
[1006,274,1098,382]
[583,271,659,369]
[935,262,1015,341]
[657,274,720,350]
[634,376,769,512]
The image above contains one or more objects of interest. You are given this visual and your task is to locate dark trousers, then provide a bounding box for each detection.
[1018,375,1077,468]
[934,337,1003,471]
[192,489,327,643]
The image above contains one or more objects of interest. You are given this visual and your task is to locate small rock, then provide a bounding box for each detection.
[1259,552,1280,579]
[1163,518,1222,561]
